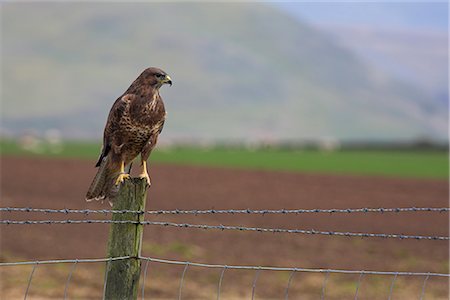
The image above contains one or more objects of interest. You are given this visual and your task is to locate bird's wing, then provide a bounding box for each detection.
[157,119,165,134]
[95,94,135,167]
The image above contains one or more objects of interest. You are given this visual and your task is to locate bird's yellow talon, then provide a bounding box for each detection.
[139,173,151,186]
[138,160,151,186]
[115,172,130,185]
[115,160,130,185]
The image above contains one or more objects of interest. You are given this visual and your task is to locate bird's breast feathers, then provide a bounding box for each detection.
[120,93,166,138]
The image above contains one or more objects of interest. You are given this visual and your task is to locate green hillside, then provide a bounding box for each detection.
[2,2,446,141]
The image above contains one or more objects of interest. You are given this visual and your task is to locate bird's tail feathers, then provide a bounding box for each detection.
[85,156,120,203]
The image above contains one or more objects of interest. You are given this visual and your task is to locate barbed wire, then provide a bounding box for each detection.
[1,206,449,215]
[1,256,448,277]
[1,219,448,240]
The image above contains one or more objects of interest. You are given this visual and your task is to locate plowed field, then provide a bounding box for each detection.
[1,156,448,299]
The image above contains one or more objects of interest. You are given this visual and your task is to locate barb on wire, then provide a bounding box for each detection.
[2,206,449,215]
[150,207,450,215]
[1,256,449,278]
[1,219,448,241]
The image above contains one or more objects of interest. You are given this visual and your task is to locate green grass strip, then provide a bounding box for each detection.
[1,139,447,179]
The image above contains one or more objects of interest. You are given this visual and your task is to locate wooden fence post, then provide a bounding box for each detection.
[104,178,148,300]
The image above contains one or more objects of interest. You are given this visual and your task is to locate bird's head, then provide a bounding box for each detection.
[141,67,172,89]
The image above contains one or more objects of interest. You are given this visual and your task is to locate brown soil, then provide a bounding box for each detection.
[1,156,448,299]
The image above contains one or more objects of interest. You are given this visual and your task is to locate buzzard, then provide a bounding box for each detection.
[86,67,172,202]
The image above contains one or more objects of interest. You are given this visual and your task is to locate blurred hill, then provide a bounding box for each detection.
[2,3,447,142]
[275,2,448,98]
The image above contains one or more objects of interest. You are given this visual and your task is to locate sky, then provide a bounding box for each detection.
[272,2,448,32]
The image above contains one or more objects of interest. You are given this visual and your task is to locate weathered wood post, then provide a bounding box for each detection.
[104,178,148,300]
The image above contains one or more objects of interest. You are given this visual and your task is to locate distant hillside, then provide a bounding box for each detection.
[2,3,447,142]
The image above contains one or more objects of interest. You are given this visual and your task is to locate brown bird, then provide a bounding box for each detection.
[86,67,171,202]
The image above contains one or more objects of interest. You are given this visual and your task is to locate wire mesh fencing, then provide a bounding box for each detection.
[1,256,449,300]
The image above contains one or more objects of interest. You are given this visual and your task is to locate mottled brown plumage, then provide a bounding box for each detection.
[86,67,171,202]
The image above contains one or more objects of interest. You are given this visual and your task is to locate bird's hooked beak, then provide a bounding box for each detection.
[162,75,172,86]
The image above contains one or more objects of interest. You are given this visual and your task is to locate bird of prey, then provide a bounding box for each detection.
[86,67,172,202]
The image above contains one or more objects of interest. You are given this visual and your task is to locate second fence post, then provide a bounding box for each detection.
[104,177,148,300]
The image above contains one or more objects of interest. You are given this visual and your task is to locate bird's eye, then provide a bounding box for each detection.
[155,74,163,78]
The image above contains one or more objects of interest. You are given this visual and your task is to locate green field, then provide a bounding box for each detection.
[1,139,448,179]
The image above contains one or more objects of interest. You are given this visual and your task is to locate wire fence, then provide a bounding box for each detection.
[1,219,448,240]
[1,256,448,300]
[2,206,449,215]
[2,206,449,298]
[2,206,449,240]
